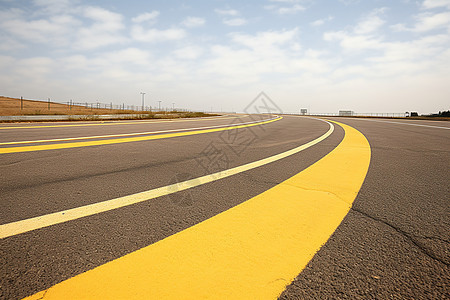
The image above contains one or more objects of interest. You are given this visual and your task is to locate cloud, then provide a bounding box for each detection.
[214,8,246,26]
[392,11,450,32]
[422,0,450,9]
[323,8,387,51]
[172,45,204,60]
[265,1,306,15]
[223,18,248,26]
[0,3,127,50]
[0,9,80,46]
[181,17,205,28]
[200,28,332,88]
[32,0,75,14]
[322,7,450,84]
[230,28,299,49]
[131,26,186,42]
[354,8,387,34]
[1,0,448,114]
[324,31,384,51]
[214,9,240,16]
[16,56,55,77]
[278,4,306,14]
[310,16,333,27]
[76,6,126,49]
[132,11,159,24]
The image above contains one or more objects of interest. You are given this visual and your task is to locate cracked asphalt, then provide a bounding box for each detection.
[0,115,448,299]
[280,117,449,300]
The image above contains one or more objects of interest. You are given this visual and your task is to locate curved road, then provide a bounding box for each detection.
[0,115,448,299]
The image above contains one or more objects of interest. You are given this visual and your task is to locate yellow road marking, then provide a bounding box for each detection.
[0,115,240,130]
[0,116,281,154]
[0,117,273,146]
[1,119,332,239]
[22,120,370,300]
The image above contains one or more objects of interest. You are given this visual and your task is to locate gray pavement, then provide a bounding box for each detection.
[0,115,448,299]
[280,117,449,299]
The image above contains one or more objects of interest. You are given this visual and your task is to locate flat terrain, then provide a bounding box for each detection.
[0,115,448,299]
[0,96,130,116]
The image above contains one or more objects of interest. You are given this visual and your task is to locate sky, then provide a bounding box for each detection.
[0,0,449,114]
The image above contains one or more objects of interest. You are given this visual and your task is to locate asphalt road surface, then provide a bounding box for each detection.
[0,115,448,299]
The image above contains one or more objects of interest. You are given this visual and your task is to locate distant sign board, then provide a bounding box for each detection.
[300,109,308,115]
[339,110,354,116]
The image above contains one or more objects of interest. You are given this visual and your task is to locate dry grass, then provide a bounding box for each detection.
[0,96,139,116]
[0,96,220,121]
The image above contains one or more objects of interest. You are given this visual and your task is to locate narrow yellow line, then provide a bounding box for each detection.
[0,118,331,239]
[0,116,281,154]
[0,115,240,130]
[22,120,370,300]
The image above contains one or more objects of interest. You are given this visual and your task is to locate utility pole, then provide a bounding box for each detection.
[158,100,162,111]
[21,96,23,110]
[48,98,50,110]
[172,103,175,111]
[140,92,146,111]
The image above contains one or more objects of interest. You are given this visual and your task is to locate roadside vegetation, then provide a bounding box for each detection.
[0,96,219,121]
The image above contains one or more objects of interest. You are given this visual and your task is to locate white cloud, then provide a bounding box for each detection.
[277,4,306,14]
[310,16,333,27]
[311,19,325,27]
[323,8,388,52]
[0,3,126,50]
[100,48,152,65]
[200,28,312,84]
[265,1,306,15]
[0,0,448,114]
[214,9,240,16]
[215,8,246,26]
[231,28,299,49]
[132,11,159,24]
[32,0,75,14]
[173,45,204,60]
[223,18,248,26]
[366,36,450,69]
[76,6,126,49]
[16,57,55,77]
[392,11,450,32]
[414,11,450,31]
[181,17,205,28]
[131,26,186,42]
[422,0,450,9]
[0,11,80,46]
[324,31,384,51]
[354,16,385,34]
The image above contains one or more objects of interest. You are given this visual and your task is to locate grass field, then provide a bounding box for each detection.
[0,96,218,122]
[0,96,140,116]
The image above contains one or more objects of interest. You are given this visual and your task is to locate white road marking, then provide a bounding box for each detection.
[0,120,334,239]
[0,116,276,146]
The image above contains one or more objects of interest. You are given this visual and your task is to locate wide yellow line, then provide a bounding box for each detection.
[0,119,332,239]
[0,115,239,130]
[0,116,281,154]
[22,120,371,300]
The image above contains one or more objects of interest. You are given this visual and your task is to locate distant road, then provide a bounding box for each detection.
[0,115,448,299]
